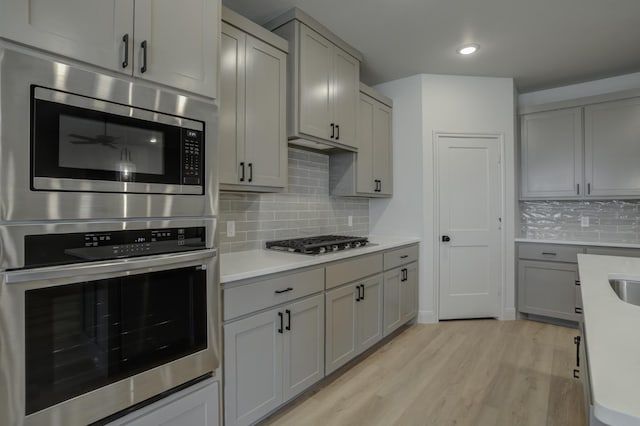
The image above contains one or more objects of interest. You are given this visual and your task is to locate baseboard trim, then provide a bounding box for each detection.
[501,308,517,321]
[418,310,437,323]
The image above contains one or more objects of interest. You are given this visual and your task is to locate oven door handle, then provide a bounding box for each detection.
[4,249,217,284]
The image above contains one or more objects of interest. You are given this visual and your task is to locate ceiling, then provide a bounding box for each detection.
[222,0,640,93]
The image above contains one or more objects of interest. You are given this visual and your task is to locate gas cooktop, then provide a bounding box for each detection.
[266,235,369,255]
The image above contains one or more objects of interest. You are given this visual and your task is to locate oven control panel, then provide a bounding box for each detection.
[182,129,202,186]
[24,227,206,268]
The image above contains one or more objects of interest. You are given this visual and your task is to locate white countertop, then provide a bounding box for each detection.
[220,235,420,283]
[515,238,640,249]
[577,254,640,426]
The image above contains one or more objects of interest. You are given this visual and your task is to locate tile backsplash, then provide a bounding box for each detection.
[520,200,640,243]
[218,148,369,253]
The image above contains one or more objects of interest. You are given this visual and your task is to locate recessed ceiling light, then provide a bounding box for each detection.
[457,44,479,55]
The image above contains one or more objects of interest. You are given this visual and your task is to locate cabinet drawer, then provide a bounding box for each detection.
[223,268,324,321]
[383,244,418,270]
[585,247,640,257]
[326,254,383,290]
[518,243,584,263]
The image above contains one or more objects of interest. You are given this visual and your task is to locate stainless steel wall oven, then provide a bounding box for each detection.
[0,47,217,221]
[0,218,220,426]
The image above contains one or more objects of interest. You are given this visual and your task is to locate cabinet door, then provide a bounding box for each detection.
[356,94,375,194]
[357,275,383,353]
[219,24,246,185]
[244,35,287,188]
[520,108,583,198]
[325,284,358,375]
[400,262,418,323]
[585,97,640,197]
[372,102,393,195]
[224,309,282,426]
[332,49,360,149]
[282,294,325,401]
[383,269,402,337]
[134,0,218,98]
[0,0,132,73]
[298,24,333,141]
[518,260,579,321]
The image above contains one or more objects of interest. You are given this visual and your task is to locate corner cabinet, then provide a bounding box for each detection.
[267,8,362,150]
[330,85,393,197]
[220,8,288,192]
[0,0,218,98]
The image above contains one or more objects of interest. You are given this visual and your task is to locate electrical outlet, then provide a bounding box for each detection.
[581,216,589,228]
[227,221,235,237]
[348,215,353,227]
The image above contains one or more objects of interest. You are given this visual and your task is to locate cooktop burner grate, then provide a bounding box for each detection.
[266,235,369,254]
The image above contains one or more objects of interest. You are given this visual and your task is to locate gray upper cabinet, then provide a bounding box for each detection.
[267,8,362,151]
[0,0,218,98]
[0,0,132,74]
[220,9,288,192]
[520,107,583,199]
[133,0,218,98]
[330,85,393,197]
[584,97,640,197]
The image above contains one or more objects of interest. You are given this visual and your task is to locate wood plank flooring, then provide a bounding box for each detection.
[262,320,586,426]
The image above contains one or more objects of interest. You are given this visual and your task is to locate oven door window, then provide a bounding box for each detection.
[32,98,182,185]
[24,266,207,415]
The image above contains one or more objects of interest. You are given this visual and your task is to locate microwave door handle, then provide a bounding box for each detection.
[4,249,217,285]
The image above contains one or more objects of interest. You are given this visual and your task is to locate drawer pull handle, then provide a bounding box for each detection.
[573,369,580,379]
[275,287,293,294]
[575,307,583,314]
[541,252,557,256]
[575,280,581,286]
[400,255,409,259]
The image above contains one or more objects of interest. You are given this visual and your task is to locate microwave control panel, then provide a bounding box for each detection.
[182,129,203,186]
[23,227,207,268]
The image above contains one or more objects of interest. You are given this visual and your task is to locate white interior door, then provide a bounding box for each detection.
[437,135,502,320]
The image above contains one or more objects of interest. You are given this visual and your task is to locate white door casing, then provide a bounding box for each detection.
[436,134,503,320]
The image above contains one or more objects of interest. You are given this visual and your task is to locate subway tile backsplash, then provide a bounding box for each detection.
[219,148,369,253]
[520,200,640,243]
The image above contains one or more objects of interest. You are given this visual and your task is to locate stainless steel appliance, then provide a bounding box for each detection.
[0,47,217,221]
[0,218,219,426]
[266,235,369,254]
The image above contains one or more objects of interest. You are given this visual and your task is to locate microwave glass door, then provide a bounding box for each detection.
[31,86,204,193]
[24,265,207,415]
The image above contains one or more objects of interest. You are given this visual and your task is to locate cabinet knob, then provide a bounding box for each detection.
[442,235,451,242]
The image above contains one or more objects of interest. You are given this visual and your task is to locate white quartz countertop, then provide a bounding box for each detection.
[577,254,640,426]
[220,235,420,283]
[515,238,640,249]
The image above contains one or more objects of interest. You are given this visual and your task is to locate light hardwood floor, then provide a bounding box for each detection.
[262,320,586,426]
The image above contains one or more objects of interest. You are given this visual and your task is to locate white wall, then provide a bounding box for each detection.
[371,74,516,323]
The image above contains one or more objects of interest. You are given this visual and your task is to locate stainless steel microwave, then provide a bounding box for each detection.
[0,47,217,221]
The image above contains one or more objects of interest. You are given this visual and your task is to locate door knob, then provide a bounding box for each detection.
[442,235,451,242]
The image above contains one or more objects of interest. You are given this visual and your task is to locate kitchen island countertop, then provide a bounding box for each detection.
[577,254,640,426]
[220,235,420,283]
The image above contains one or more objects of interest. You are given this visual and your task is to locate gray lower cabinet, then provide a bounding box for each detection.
[325,274,383,375]
[518,260,580,321]
[223,293,324,426]
[383,261,418,337]
[108,379,219,426]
